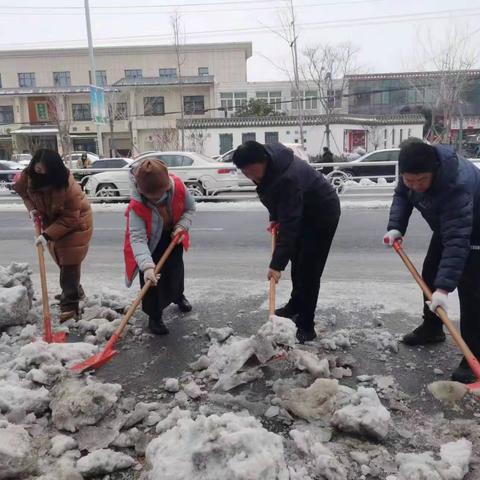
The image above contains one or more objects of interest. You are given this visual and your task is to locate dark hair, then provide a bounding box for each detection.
[26,149,70,190]
[323,147,329,152]
[232,141,270,169]
[399,142,439,174]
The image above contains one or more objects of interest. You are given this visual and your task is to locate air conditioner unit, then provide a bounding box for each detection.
[85,126,90,131]
[72,127,77,132]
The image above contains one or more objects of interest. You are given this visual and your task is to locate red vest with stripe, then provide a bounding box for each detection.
[124,174,190,284]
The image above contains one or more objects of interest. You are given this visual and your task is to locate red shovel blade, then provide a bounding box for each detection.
[467,381,480,393]
[70,335,118,373]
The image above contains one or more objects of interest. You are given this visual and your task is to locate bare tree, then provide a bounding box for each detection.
[151,128,179,151]
[185,129,210,154]
[414,24,479,143]
[362,123,382,151]
[171,11,186,150]
[106,87,129,157]
[47,95,72,164]
[304,42,358,149]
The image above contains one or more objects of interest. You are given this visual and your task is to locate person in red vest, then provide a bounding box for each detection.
[124,158,195,334]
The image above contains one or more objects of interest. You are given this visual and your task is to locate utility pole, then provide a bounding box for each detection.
[84,0,103,156]
[290,0,305,150]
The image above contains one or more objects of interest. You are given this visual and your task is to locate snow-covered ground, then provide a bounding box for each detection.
[0,262,478,480]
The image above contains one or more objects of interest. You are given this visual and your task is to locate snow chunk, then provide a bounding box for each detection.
[281,379,339,421]
[0,379,49,414]
[183,380,205,400]
[155,407,191,434]
[207,327,234,342]
[0,423,36,478]
[50,434,78,457]
[258,315,296,347]
[428,381,468,405]
[0,285,30,328]
[77,449,136,477]
[165,378,180,393]
[396,438,472,480]
[0,262,34,303]
[332,387,391,440]
[290,428,347,480]
[290,349,330,378]
[50,378,122,432]
[319,330,351,350]
[146,412,289,480]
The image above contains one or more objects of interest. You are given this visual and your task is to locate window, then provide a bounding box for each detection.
[184,95,205,115]
[408,128,412,138]
[0,74,2,88]
[159,68,177,79]
[159,154,189,167]
[198,67,209,76]
[72,103,92,121]
[327,89,342,108]
[0,106,14,124]
[292,90,318,110]
[112,102,128,120]
[125,69,143,80]
[219,134,233,154]
[399,128,403,143]
[53,71,71,87]
[242,132,256,143]
[220,92,247,111]
[144,96,165,116]
[18,72,36,87]
[265,131,279,144]
[256,91,282,111]
[392,128,395,147]
[89,70,107,86]
[363,151,391,162]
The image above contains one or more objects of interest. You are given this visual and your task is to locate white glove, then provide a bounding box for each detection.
[383,229,402,246]
[428,289,449,314]
[144,267,159,286]
[35,234,48,249]
[172,226,186,241]
[29,209,39,221]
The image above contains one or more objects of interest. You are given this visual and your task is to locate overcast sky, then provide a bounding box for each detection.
[1,0,479,81]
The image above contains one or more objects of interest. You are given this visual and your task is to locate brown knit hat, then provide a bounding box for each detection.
[134,159,170,197]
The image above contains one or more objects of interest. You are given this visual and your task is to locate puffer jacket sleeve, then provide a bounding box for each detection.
[435,187,473,292]
[270,179,303,271]
[175,189,196,231]
[13,171,35,212]
[43,179,83,241]
[128,208,154,271]
[387,178,413,235]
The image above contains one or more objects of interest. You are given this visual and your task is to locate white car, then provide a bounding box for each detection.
[84,151,239,199]
[62,151,99,166]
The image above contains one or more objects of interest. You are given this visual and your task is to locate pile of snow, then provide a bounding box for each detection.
[0,422,37,478]
[77,449,137,477]
[0,285,30,328]
[395,438,472,480]
[289,348,330,378]
[145,411,289,480]
[332,386,391,440]
[319,330,352,351]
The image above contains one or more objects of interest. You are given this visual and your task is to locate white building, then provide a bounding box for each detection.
[180,114,426,158]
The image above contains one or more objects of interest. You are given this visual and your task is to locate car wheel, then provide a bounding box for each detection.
[186,182,205,198]
[95,183,119,199]
[326,170,352,194]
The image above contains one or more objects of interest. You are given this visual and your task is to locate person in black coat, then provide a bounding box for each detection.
[384,141,480,384]
[233,141,341,343]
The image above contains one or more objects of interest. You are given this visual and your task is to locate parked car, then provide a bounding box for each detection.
[326,149,400,189]
[0,161,23,191]
[73,157,133,188]
[84,151,239,199]
[10,153,32,166]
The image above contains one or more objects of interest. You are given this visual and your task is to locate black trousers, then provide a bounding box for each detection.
[59,264,82,312]
[139,232,185,319]
[422,234,480,357]
[289,204,341,331]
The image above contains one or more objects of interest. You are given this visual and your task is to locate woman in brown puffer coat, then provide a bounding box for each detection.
[14,149,93,322]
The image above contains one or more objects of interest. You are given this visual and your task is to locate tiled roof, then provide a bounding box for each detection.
[346,70,480,81]
[113,75,214,87]
[178,113,426,129]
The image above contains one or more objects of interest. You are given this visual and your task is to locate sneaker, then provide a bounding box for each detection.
[451,358,476,384]
[296,327,317,344]
[402,323,446,346]
[148,315,169,335]
[176,296,192,313]
[275,302,297,319]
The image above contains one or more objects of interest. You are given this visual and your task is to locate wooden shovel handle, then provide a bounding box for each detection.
[115,233,184,339]
[269,228,277,316]
[393,240,477,364]
[34,218,51,316]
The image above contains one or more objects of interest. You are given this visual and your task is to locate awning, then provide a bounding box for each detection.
[11,128,59,135]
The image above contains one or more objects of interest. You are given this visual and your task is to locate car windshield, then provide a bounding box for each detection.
[194,153,218,163]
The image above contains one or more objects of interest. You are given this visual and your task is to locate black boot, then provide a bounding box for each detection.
[402,322,446,346]
[176,295,192,313]
[451,358,476,384]
[296,327,317,344]
[148,313,169,335]
[275,301,297,319]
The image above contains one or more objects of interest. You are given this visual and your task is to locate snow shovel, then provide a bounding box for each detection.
[34,217,67,344]
[392,240,480,393]
[71,233,184,373]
